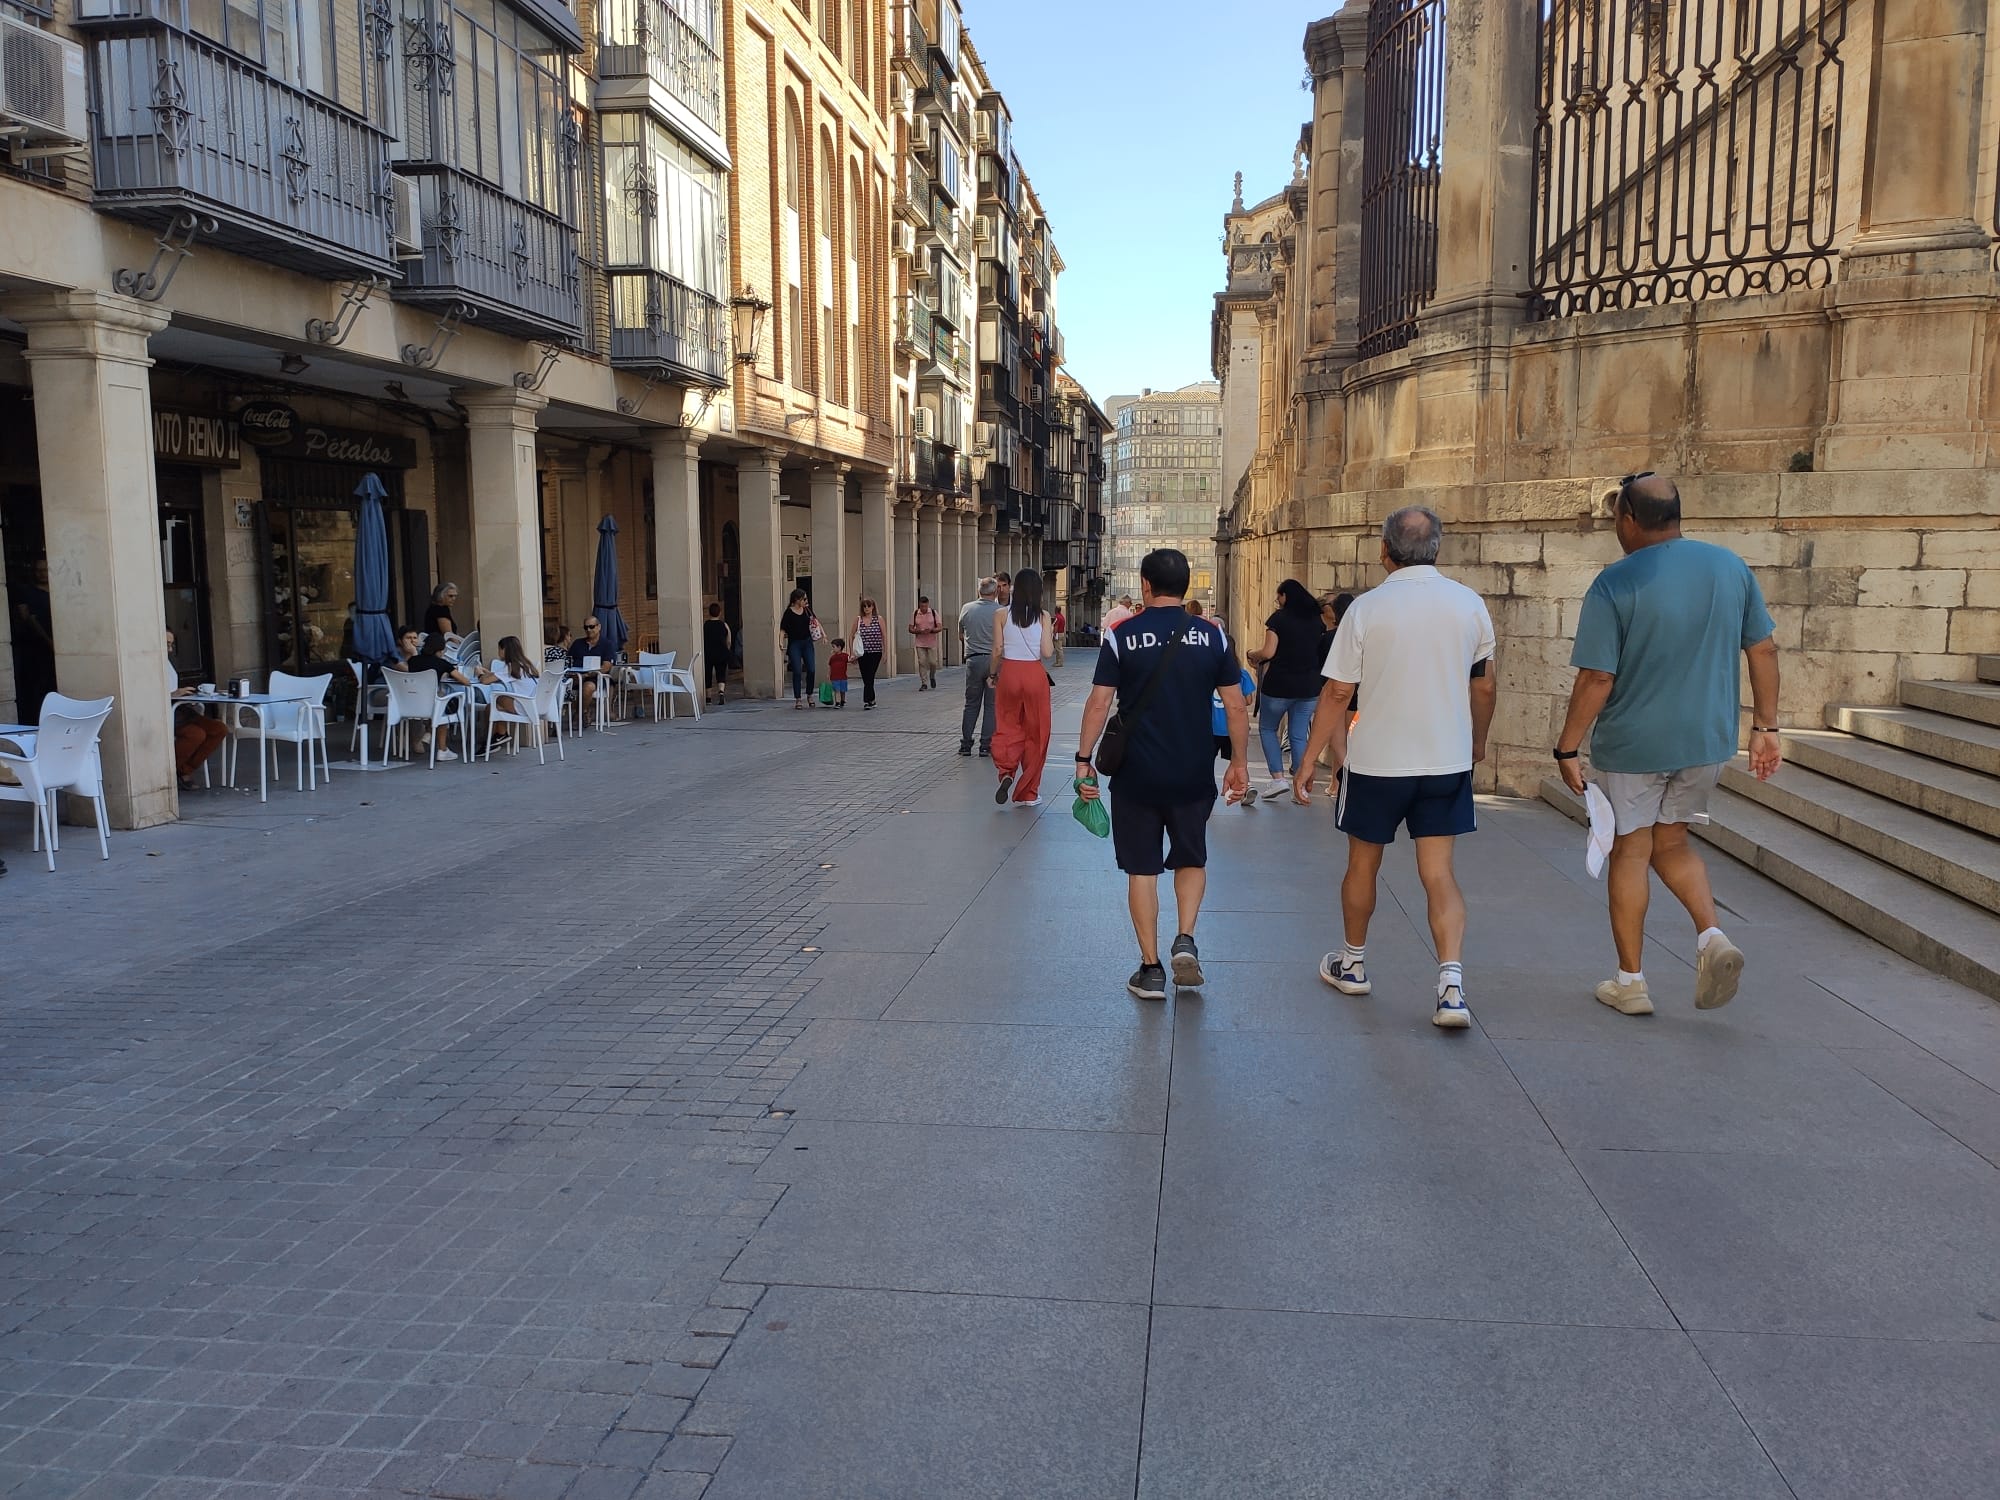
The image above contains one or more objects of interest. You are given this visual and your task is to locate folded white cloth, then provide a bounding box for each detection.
[1585,783,1616,879]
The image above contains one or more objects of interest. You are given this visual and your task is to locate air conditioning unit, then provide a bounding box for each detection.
[889,73,908,108]
[911,406,935,439]
[1027,382,1045,405]
[893,221,915,257]
[391,175,424,260]
[911,245,932,280]
[973,421,993,453]
[0,14,86,155]
[974,215,994,245]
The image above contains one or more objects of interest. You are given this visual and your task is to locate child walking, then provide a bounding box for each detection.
[827,639,851,707]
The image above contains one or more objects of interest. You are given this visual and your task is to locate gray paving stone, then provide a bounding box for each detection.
[696,1286,1146,1500]
[1575,1148,2000,1339]
[881,948,1171,1028]
[1138,1306,1789,1499]
[785,951,928,1020]
[774,1019,1171,1131]
[1694,1331,2000,1500]
[735,1119,1162,1302]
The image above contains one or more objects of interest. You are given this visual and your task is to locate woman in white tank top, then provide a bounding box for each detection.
[989,568,1055,808]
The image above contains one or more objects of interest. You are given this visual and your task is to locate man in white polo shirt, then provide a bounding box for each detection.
[1292,506,1497,1029]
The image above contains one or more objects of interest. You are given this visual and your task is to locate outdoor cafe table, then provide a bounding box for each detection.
[177,691,316,802]
[564,667,615,732]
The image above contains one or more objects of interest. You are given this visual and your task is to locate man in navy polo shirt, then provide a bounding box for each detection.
[1293,506,1497,1030]
[1077,548,1249,1001]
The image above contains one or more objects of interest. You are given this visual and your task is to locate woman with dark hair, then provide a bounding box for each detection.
[989,568,1054,808]
[850,597,887,709]
[778,589,817,709]
[1245,577,1327,800]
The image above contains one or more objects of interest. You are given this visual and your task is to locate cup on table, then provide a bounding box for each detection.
[198,683,215,695]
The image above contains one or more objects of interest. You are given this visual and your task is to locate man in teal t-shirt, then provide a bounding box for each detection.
[1555,473,1782,1020]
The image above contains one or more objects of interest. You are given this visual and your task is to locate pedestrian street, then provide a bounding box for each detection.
[2,664,1997,1500]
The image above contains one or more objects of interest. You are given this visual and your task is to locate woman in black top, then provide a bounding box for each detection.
[779,590,816,708]
[423,582,461,643]
[703,603,733,705]
[1244,578,1328,797]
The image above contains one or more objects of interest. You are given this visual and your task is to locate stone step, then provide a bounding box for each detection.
[1782,729,2000,841]
[1899,678,2000,729]
[1980,656,2000,685]
[1826,703,2000,780]
[1718,758,2000,912]
[1537,776,2000,1002]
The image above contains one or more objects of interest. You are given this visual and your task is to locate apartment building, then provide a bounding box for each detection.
[1106,381,1223,604]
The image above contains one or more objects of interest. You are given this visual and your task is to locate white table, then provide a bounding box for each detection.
[564,667,615,732]
[176,692,315,802]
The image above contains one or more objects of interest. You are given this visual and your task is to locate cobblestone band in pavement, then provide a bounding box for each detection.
[3,666,1998,1499]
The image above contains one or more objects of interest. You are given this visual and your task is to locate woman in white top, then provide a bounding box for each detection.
[988,568,1055,808]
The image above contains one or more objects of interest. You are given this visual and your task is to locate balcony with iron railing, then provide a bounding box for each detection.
[892,1,928,80]
[897,158,932,225]
[895,293,936,356]
[81,18,399,280]
[608,269,727,382]
[396,166,582,341]
[597,0,724,139]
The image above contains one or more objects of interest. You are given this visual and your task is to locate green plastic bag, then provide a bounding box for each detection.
[818,681,835,705]
[1071,775,1110,838]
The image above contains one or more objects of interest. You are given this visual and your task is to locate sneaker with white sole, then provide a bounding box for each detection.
[1694,936,1744,1010]
[1265,776,1293,801]
[1169,934,1204,988]
[1126,963,1168,1001]
[435,749,459,762]
[1432,986,1471,1029]
[1594,976,1654,1016]
[1319,953,1371,995]
[1013,795,1044,809]
[995,772,1016,805]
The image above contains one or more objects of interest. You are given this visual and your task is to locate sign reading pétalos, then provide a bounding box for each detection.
[153,408,242,467]
[231,400,418,469]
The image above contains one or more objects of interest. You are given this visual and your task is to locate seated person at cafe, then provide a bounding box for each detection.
[545,625,573,668]
[394,630,473,761]
[479,635,540,724]
[567,617,611,720]
[165,627,228,789]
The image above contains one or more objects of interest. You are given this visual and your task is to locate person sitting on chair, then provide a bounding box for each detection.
[166,627,227,790]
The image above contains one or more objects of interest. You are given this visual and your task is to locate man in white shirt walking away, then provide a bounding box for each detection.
[1293,506,1497,1030]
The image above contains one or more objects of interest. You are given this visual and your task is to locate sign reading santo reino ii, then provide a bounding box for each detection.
[152,408,242,467]
[232,400,418,469]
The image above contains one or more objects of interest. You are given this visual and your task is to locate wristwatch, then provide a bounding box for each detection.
[1751,725,1779,734]
[1553,747,1580,761]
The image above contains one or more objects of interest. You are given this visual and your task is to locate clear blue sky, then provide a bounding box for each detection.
[966,0,1331,403]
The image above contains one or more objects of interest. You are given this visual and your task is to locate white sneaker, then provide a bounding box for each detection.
[1594,976,1654,1016]
[1694,936,1744,1010]
[1266,776,1293,800]
[1432,986,1471,1029]
[1319,953,1371,995]
[435,749,459,762]
[1013,795,1044,809]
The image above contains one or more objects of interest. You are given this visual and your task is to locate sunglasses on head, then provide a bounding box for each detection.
[1619,470,1657,487]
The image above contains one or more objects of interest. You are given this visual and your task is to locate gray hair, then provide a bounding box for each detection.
[1382,506,1443,566]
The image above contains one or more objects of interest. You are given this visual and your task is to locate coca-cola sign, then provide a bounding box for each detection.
[237,400,298,447]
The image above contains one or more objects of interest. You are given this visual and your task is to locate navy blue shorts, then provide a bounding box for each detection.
[1335,770,1476,844]
[1110,791,1213,876]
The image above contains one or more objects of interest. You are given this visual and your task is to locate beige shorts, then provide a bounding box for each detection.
[1598,763,1725,837]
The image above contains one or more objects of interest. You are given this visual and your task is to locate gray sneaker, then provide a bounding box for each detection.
[1126,964,1168,1002]
[1169,934,1204,988]
[1695,935,1744,1010]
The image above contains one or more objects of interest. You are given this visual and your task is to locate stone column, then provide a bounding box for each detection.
[918,502,944,614]
[1426,0,1538,334]
[978,510,997,579]
[652,428,704,672]
[458,388,549,660]
[1305,4,1369,363]
[893,501,919,661]
[3,290,172,829]
[940,510,965,665]
[810,461,849,628]
[737,451,784,698]
[1847,1,1989,266]
[859,471,896,676]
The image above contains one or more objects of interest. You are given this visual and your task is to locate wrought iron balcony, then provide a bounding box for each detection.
[895,294,935,356]
[892,2,928,80]
[84,20,397,280]
[598,0,723,135]
[609,269,727,382]
[1041,538,1074,572]
[394,166,581,341]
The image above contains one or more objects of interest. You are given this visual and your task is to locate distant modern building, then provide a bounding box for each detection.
[1106,382,1224,603]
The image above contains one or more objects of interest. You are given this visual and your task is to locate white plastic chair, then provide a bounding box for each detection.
[620,651,674,722]
[0,702,114,870]
[537,671,570,759]
[380,669,468,767]
[32,692,116,849]
[660,651,702,721]
[232,670,333,791]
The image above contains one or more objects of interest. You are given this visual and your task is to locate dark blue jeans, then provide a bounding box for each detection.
[787,639,816,701]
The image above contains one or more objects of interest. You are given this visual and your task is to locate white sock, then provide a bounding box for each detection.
[1341,943,1365,966]
[1696,927,1725,953]
[1438,962,1463,998]
[1618,969,1645,987]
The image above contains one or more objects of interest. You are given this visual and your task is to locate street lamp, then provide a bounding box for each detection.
[730,287,771,367]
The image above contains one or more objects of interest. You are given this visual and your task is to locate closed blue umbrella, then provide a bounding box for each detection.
[351,473,396,665]
[592,515,629,658]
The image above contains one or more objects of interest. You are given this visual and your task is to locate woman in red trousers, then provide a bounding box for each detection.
[989,567,1055,809]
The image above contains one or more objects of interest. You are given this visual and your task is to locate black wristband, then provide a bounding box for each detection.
[1751,725,1779,734]
[1553,748,1580,761]
[1074,753,1093,762]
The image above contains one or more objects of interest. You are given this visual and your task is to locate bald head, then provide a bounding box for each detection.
[1619,474,1682,532]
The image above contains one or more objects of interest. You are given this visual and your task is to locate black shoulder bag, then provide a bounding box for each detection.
[1092,623,1192,776]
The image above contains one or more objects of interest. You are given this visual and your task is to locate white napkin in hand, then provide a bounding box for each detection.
[1584,783,1616,879]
